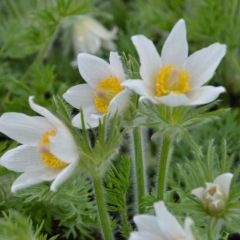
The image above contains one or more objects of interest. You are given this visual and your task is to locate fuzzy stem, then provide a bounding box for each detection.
[92,174,114,240]
[132,127,146,213]
[157,133,173,200]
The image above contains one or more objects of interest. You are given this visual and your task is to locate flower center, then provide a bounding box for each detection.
[155,65,190,96]
[39,129,68,169]
[94,76,124,113]
[203,185,226,212]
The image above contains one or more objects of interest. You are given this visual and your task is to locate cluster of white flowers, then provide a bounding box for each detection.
[0,18,231,239]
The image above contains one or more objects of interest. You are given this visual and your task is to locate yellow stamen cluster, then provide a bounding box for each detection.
[39,129,68,169]
[94,76,123,113]
[155,65,190,96]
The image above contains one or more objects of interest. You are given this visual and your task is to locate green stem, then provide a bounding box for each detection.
[132,127,146,213]
[92,174,114,240]
[157,133,173,200]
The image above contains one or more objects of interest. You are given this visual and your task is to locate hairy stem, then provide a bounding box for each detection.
[157,133,173,200]
[132,127,146,213]
[92,174,114,240]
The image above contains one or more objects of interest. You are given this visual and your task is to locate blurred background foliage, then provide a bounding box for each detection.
[0,0,240,239]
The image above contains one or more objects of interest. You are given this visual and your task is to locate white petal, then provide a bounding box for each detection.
[49,127,79,164]
[85,17,117,40]
[29,96,63,128]
[185,43,226,88]
[156,93,191,106]
[161,19,188,67]
[131,35,162,91]
[108,89,130,115]
[11,168,59,193]
[73,30,101,54]
[102,38,116,51]
[187,86,225,105]
[191,187,205,201]
[184,218,195,240]
[0,113,52,145]
[109,52,125,81]
[134,215,162,235]
[0,145,43,172]
[11,173,45,193]
[129,232,161,240]
[63,84,94,110]
[154,201,185,239]
[50,161,78,192]
[214,173,233,197]
[122,80,154,97]
[77,53,113,87]
[81,32,101,54]
[72,111,99,129]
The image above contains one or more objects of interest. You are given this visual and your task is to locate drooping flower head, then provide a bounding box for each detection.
[0,97,79,192]
[192,173,233,213]
[123,19,226,106]
[72,16,117,55]
[130,201,195,240]
[63,51,130,128]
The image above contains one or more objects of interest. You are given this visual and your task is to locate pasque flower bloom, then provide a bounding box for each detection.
[72,16,117,55]
[130,201,195,240]
[191,173,233,212]
[63,51,130,128]
[122,19,226,106]
[0,97,79,192]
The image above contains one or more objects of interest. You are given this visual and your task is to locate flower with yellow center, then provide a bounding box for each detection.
[130,201,195,240]
[0,96,79,192]
[192,173,233,213]
[122,19,226,106]
[63,51,130,129]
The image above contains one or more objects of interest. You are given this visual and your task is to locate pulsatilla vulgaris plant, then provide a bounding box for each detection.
[0,16,239,240]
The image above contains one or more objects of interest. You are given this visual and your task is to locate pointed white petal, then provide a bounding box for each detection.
[0,113,52,145]
[49,127,79,164]
[191,187,205,201]
[185,43,226,88]
[29,96,63,128]
[77,53,113,87]
[156,93,191,106]
[109,52,125,81]
[11,173,45,193]
[214,173,233,197]
[134,215,162,235]
[187,86,225,105]
[131,35,162,90]
[122,80,154,97]
[82,32,101,54]
[108,89,130,115]
[154,201,185,239]
[129,232,161,240]
[72,111,100,129]
[0,145,43,172]
[85,17,117,40]
[50,161,78,192]
[63,84,94,110]
[184,218,195,240]
[11,168,59,193]
[161,19,188,67]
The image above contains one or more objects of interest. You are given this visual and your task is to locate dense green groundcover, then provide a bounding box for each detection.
[0,0,240,239]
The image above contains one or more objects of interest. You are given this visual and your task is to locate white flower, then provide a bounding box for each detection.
[63,51,130,129]
[0,97,79,192]
[130,201,195,240]
[191,173,233,212]
[122,19,226,107]
[72,16,117,55]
